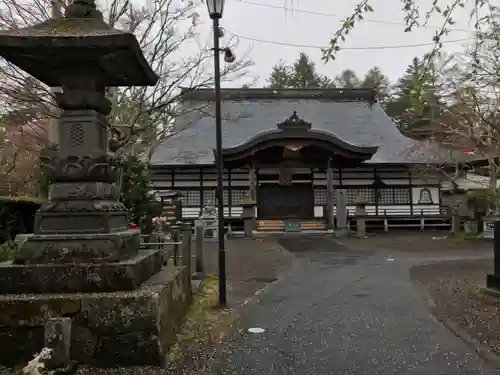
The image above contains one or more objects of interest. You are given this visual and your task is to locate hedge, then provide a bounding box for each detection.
[0,196,41,243]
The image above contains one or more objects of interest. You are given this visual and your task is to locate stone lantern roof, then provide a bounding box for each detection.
[0,0,158,88]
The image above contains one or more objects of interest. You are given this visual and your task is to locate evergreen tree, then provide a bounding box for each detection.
[385,57,439,137]
[361,66,390,98]
[266,53,335,89]
[333,69,360,88]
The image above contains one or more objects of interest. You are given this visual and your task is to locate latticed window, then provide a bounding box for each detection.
[180,190,200,206]
[203,190,216,205]
[344,188,376,204]
[314,188,327,205]
[377,188,411,204]
[223,189,229,205]
[231,189,248,205]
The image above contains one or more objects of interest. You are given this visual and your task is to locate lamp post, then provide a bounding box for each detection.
[206,0,227,307]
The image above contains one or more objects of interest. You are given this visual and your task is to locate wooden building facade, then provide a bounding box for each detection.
[150,88,446,229]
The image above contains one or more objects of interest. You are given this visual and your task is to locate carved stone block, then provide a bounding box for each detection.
[34,211,128,235]
[58,110,108,157]
[49,182,119,201]
[0,250,162,294]
[43,154,120,183]
[13,229,140,264]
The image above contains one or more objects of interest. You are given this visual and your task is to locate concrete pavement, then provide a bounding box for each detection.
[208,235,500,375]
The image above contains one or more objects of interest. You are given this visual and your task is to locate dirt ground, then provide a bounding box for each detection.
[411,258,500,359]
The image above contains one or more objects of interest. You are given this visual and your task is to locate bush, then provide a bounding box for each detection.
[0,196,41,243]
[466,189,499,214]
[0,239,18,262]
[120,154,161,232]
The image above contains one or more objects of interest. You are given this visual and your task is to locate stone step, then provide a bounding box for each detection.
[257,220,326,232]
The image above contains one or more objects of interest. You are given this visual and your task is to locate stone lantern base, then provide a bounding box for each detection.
[0,266,192,367]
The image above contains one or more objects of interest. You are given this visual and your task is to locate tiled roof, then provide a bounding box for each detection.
[150,88,457,166]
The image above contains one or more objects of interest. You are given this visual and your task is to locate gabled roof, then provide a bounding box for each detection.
[150,88,436,166]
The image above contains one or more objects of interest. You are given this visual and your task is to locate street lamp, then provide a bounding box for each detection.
[206,0,227,307]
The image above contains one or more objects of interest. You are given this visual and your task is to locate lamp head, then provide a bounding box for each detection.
[206,0,224,19]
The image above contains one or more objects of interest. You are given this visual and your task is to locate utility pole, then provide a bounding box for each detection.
[48,0,62,145]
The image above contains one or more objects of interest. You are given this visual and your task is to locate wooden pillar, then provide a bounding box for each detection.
[326,158,334,229]
[249,162,257,202]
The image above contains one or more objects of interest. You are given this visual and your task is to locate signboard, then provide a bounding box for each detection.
[483,217,498,239]
[284,220,301,232]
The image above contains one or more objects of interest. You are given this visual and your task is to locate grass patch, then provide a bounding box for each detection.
[166,275,239,365]
[450,231,482,243]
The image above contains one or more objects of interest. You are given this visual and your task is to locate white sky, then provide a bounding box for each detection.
[192,0,479,87]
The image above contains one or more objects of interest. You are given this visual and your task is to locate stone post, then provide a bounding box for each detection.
[242,201,256,238]
[44,317,71,369]
[325,159,334,230]
[487,221,500,290]
[170,223,181,266]
[354,195,368,238]
[335,189,348,237]
[181,222,192,276]
[194,219,204,276]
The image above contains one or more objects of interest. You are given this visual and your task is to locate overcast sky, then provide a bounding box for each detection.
[193,0,478,87]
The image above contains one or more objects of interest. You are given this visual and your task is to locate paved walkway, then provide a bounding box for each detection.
[207,235,500,375]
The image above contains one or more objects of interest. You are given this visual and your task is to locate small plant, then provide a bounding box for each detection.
[23,347,52,375]
[0,239,18,262]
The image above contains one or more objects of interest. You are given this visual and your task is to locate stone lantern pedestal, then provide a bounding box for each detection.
[0,0,192,367]
[241,201,257,237]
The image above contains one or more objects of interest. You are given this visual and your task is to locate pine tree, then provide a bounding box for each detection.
[333,69,360,88]
[385,57,439,137]
[361,66,390,98]
[266,53,335,89]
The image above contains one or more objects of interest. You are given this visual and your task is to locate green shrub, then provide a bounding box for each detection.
[0,196,41,243]
[466,189,499,214]
[120,154,160,232]
[0,239,18,262]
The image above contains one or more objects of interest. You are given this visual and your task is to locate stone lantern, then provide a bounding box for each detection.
[0,0,159,292]
[0,0,196,367]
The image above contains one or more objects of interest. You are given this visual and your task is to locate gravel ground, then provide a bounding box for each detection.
[411,258,500,359]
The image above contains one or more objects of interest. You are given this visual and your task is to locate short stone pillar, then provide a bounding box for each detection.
[335,189,348,237]
[170,223,181,266]
[241,200,256,238]
[44,318,71,369]
[181,222,192,276]
[354,195,369,238]
[487,221,500,290]
[194,219,204,276]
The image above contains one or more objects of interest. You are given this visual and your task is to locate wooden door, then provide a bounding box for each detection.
[257,184,314,219]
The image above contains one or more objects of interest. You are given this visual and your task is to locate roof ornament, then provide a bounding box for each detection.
[277,111,312,131]
[65,0,103,19]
